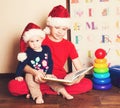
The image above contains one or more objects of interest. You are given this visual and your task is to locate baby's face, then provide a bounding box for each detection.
[28,36,43,51]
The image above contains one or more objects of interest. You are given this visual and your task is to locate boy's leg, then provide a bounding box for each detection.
[65,78,93,94]
[8,79,29,96]
[47,82,73,99]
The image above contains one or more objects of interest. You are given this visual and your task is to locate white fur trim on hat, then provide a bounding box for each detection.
[17,52,27,62]
[46,16,71,28]
[23,29,45,43]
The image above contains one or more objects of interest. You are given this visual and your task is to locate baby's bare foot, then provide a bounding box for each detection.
[36,96,44,104]
[58,88,74,100]
[26,94,30,99]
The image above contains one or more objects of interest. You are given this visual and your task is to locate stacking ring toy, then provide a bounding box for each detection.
[94,63,108,68]
[93,83,112,90]
[93,72,110,79]
[94,58,107,64]
[94,67,109,73]
[93,77,111,84]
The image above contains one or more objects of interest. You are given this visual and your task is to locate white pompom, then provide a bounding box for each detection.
[43,27,50,34]
[17,52,27,62]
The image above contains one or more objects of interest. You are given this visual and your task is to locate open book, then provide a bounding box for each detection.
[43,66,93,83]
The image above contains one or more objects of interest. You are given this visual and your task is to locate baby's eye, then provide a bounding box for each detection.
[36,40,39,42]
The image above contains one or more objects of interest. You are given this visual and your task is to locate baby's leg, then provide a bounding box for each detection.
[25,73,44,104]
[47,82,73,100]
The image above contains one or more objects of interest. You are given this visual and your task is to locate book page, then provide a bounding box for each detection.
[44,66,93,83]
[71,66,93,81]
[43,77,72,83]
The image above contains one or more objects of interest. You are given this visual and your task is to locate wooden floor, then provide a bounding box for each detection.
[0,74,120,108]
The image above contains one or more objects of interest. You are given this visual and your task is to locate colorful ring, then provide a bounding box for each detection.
[94,58,107,64]
[93,72,110,79]
[93,83,112,90]
[93,77,111,85]
[94,63,108,68]
[94,67,109,73]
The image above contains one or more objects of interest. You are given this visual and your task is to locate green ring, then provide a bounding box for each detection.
[94,67,109,73]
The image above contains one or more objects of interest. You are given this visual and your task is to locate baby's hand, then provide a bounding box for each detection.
[15,76,24,81]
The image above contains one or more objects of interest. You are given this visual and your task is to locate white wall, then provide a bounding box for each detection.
[0,0,67,73]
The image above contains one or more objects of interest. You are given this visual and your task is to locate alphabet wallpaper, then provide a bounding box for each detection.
[69,0,120,68]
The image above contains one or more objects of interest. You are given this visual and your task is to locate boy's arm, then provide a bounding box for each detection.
[24,65,37,76]
[72,57,83,71]
[24,65,46,83]
[45,46,53,74]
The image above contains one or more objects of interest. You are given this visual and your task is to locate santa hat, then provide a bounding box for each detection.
[44,5,71,34]
[17,22,45,62]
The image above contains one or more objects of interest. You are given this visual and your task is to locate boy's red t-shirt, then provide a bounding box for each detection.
[42,35,78,78]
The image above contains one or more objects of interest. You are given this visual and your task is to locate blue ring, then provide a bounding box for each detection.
[93,77,111,85]
[93,83,112,90]
[93,72,110,79]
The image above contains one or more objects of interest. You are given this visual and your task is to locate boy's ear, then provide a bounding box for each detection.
[43,26,50,34]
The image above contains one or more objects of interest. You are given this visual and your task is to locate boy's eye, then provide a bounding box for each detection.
[55,26,60,29]
[54,26,67,31]
[62,28,67,31]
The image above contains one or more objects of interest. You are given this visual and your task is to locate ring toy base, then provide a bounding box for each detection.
[93,83,112,90]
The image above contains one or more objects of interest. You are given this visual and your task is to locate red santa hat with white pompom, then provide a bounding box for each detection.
[44,5,71,34]
[17,23,45,62]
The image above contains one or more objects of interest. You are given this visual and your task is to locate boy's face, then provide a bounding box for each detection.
[50,26,68,41]
[28,36,43,51]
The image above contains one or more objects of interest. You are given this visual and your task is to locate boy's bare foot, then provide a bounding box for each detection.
[35,96,44,104]
[59,88,74,100]
[63,93,74,100]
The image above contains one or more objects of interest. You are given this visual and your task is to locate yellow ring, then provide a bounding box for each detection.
[94,63,108,68]
[94,58,107,64]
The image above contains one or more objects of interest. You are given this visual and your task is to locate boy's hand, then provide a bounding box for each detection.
[64,73,85,86]
[34,70,46,83]
[45,74,57,78]
[15,76,24,81]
